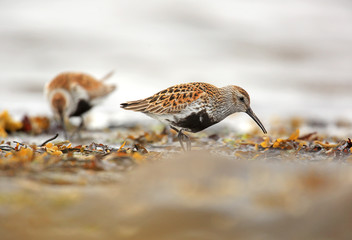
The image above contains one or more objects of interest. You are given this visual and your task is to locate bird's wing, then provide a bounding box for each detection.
[121,82,217,114]
[68,74,116,100]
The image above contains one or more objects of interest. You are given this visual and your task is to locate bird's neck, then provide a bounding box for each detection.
[210,86,236,122]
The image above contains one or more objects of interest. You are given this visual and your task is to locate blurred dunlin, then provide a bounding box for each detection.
[45,71,116,139]
[121,82,266,150]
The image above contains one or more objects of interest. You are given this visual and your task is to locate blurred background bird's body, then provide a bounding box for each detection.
[45,71,116,139]
[121,82,266,150]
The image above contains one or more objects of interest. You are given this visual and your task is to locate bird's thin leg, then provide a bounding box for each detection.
[60,113,68,140]
[170,126,185,151]
[184,133,191,151]
[178,131,186,151]
[78,116,84,138]
[180,129,191,151]
[71,116,84,139]
[170,126,191,151]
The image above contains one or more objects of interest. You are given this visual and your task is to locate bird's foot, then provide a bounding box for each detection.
[177,129,192,151]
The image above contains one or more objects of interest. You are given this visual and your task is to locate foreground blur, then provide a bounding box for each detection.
[1,151,352,240]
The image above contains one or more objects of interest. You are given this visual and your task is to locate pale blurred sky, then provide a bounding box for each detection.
[0,0,351,126]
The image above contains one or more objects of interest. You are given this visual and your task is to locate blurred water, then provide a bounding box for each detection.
[0,0,351,129]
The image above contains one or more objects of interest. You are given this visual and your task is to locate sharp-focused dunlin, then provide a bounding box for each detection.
[45,71,116,139]
[121,82,266,150]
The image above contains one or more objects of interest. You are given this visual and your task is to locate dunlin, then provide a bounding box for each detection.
[121,82,266,150]
[45,71,116,139]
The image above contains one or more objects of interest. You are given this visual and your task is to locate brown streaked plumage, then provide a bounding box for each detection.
[46,72,115,99]
[122,82,214,114]
[45,71,116,139]
[121,82,266,151]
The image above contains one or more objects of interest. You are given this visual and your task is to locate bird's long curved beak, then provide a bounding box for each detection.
[246,108,267,134]
[59,112,68,139]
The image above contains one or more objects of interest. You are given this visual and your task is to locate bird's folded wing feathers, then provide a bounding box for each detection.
[121,82,216,114]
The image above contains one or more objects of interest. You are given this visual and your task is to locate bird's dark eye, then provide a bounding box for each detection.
[239,96,244,102]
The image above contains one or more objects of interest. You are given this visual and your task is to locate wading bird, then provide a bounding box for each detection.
[45,71,116,139]
[121,82,266,151]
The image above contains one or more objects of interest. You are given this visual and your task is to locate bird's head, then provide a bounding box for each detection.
[51,91,68,120]
[230,86,267,134]
[45,87,73,139]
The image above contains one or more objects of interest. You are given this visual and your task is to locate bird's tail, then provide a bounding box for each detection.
[100,71,114,82]
[89,82,116,100]
[104,84,117,95]
[101,71,116,95]
[120,99,149,112]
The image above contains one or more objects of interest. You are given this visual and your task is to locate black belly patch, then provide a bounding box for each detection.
[70,99,92,117]
[172,110,218,133]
